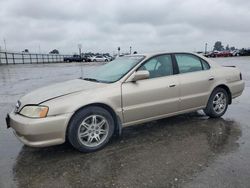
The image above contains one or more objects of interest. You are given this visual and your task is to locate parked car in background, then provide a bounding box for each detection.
[64,55,86,62]
[231,50,240,56]
[83,55,92,62]
[205,51,220,58]
[205,51,233,58]
[219,51,233,57]
[103,55,112,61]
[239,48,250,56]
[6,52,244,152]
[91,55,108,62]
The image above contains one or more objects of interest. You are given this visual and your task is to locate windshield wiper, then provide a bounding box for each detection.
[82,77,100,82]
[81,77,112,83]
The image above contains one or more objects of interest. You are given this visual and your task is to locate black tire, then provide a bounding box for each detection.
[204,88,229,118]
[68,106,115,152]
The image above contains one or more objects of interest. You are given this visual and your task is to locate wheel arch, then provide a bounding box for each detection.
[211,84,232,104]
[66,103,122,141]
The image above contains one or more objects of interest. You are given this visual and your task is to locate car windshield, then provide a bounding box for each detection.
[82,56,145,83]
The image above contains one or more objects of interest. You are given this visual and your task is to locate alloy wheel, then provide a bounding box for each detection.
[212,92,227,114]
[77,115,109,147]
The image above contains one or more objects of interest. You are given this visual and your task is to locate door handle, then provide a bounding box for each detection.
[169,84,176,87]
[208,77,214,81]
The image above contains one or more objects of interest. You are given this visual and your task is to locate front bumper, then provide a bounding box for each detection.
[7,111,73,147]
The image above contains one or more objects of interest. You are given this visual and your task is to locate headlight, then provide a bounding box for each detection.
[19,105,49,118]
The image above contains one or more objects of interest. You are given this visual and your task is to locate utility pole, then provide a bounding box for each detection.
[205,43,208,54]
[78,44,82,56]
[78,44,83,78]
[3,38,7,52]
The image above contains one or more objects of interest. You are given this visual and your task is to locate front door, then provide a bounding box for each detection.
[122,54,180,124]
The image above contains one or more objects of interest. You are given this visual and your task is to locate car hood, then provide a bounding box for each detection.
[19,79,107,106]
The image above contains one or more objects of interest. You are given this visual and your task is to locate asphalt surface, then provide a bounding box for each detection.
[0,57,249,188]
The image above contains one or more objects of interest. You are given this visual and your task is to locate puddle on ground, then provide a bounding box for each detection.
[13,112,241,187]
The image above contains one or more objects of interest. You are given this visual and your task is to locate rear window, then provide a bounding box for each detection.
[201,59,210,70]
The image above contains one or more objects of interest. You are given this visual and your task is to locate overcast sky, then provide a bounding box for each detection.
[0,0,250,54]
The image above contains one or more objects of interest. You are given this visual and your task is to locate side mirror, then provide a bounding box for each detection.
[132,70,149,82]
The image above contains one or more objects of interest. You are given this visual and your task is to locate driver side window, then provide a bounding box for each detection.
[138,54,173,79]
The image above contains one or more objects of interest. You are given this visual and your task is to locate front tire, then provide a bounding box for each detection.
[204,88,229,118]
[68,106,115,152]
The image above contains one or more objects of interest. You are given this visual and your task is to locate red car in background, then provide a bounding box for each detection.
[218,51,233,57]
[205,51,233,58]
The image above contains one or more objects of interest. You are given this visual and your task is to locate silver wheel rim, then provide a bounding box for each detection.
[77,115,109,147]
[212,92,227,114]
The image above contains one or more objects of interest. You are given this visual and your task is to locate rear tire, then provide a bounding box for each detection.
[204,88,229,118]
[68,106,115,152]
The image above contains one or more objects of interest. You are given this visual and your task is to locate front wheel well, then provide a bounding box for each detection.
[66,103,122,141]
[213,85,232,104]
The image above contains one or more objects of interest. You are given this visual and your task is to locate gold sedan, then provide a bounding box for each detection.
[6,52,245,152]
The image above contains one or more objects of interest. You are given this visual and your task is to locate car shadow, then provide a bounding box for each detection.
[13,112,241,187]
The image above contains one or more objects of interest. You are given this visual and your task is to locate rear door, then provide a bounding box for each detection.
[174,53,213,111]
[122,54,180,124]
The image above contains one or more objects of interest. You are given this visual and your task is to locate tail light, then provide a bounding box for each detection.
[240,73,242,80]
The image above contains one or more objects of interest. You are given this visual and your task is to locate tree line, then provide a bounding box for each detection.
[213,41,236,51]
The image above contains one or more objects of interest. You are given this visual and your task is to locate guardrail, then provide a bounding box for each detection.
[0,51,71,65]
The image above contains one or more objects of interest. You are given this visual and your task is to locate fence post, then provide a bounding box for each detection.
[12,53,15,64]
[42,54,44,64]
[47,54,49,63]
[22,53,24,64]
[5,52,8,64]
[29,54,32,64]
[36,54,38,64]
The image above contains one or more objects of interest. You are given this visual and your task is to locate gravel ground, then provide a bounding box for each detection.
[0,57,250,188]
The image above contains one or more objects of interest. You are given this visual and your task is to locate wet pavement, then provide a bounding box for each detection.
[0,57,250,188]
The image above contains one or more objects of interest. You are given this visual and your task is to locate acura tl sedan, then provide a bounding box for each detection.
[6,52,245,152]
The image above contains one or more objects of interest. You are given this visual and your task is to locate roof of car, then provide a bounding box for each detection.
[125,51,220,68]
[127,51,199,58]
